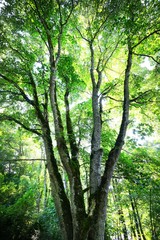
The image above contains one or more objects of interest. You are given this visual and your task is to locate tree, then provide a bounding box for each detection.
[0,0,159,239]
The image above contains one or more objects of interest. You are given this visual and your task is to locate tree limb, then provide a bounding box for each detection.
[101,41,132,192]
[2,158,46,162]
[76,27,90,42]
[101,37,122,71]
[0,90,21,96]
[0,73,34,106]
[130,90,153,103]
[92,11,113,41]
[107,96,123,102]
[133,52,160,65]
[3,38,29,62]
[100,83,118,96]
[0,114,42,136]
[132,30,160,49]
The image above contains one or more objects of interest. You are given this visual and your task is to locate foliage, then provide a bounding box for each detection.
[38,199,61,240]
[0,126,61,240]
[0,0,160,239]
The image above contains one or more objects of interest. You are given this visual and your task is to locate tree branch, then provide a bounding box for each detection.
[3,158,46,162]
[132,30,160,49]
[0,114,42,136]
[100,83,118,96]
[0,90,21,96]
[58,0,76,27]
[133,52,160,65]
[101,41,132,192]
[35,26,49,49]
[76,27,90,42]
[3,38,29,62]
[32,0,50,33]
[32,0,54,60]
[130,90,153,103]
[101,37,122,71]
[56,0,75,64]
[115,43,132,149]
[0,73,34,106]
[92,11,113,41]
[107,96,123,102]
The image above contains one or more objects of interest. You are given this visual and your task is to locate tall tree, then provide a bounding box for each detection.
[0,0,159,239]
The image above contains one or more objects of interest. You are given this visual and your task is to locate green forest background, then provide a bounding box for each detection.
[0,0,160,239]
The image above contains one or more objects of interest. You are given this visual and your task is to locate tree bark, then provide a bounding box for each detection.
[89,42,103,196]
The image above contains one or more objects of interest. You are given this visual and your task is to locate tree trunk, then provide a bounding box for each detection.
[129,191,142,240]
[49,72,87,240]
[119,209,128,240]
[149,189,157,240]
[133,196,147,240]
[129,211,137,239]
[112,179,129,240]
[42,127,73,240]
[43,162,48,209]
